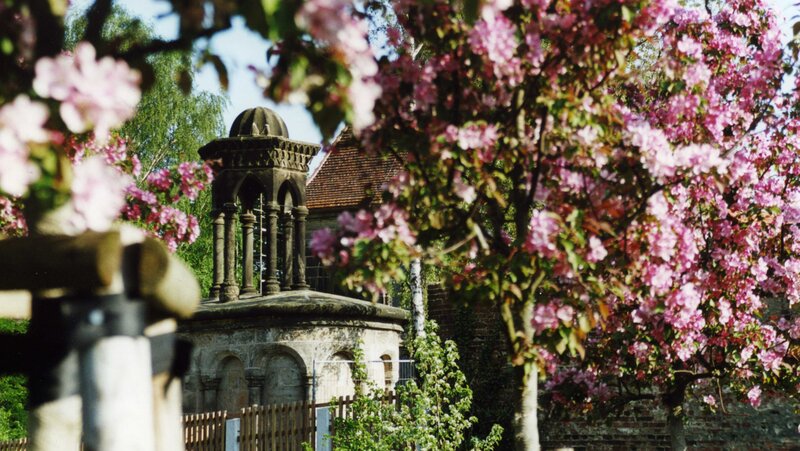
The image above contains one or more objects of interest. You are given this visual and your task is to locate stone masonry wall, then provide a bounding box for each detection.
[427,285,800,450]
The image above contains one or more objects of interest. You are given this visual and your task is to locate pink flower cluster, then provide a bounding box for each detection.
[124,162,212,250]
[34,42,141,141]
[525,210,560,257]
[310,203,416,267]
[296,0,381,132]
[0,95,48,196]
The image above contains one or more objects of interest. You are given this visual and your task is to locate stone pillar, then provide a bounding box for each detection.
[210,209,225,299]
[200,376,220,411]
[221,203,239,302]
[292,206,309,289]
[245,368,264,406]
[240,211,257,295]
[265,202,280,294]
[282,212,294,290]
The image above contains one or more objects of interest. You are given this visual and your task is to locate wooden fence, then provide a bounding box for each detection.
[0,438,26,451]
[0,393,397,451]
[184,410,228,450]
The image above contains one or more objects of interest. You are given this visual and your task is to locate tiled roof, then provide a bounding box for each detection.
[306,128,403,211]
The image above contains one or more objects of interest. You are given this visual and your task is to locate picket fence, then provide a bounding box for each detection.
[0,393,397,451]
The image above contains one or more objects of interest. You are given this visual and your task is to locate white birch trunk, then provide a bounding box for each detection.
[410,258,425,338]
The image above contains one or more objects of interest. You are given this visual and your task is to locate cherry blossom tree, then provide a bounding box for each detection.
[5,0,800,449]
[304,0,800,449]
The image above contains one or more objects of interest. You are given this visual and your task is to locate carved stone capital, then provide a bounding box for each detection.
[292,206,309,218]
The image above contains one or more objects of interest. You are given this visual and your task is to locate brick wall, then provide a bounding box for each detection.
[428,286,800,450]
[541,397,799,450]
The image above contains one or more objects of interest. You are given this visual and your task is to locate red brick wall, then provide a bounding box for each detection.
[427,285,800,450]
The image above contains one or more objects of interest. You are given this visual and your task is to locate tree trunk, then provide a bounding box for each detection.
[663,382,688,451]
[410,258,425,338]
[513,364,540,451]
[666,404,687,451]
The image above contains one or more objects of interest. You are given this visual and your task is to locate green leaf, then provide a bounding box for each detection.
[621,5,633,23]
[0,38,12,55]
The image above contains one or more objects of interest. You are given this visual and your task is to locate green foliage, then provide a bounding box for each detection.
[66,7,227,179]
[65,7,224,291]
[0,320,27,441]
[330,323,502,450]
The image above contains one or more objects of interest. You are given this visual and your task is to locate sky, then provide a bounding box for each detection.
[71,0,800,146]
[71,0,324,144]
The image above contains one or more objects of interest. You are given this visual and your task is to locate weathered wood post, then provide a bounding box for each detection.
[0,226,201,451]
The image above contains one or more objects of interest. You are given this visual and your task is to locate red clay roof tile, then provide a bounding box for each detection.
[306,128,403,211]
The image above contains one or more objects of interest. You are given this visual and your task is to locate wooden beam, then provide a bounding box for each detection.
[0,232,121,291]
[137,237,201,319]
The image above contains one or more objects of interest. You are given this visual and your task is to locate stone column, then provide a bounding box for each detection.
[245,368,264,406]
[240,211,257,295]
[282,212,294,290]
[292,206,309,289]
[221,203,239,302]
[210,209,225,299]
[200,376,220,412]
[265,202,280,294]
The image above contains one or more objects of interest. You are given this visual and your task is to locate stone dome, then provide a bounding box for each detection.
[229,107,289,138]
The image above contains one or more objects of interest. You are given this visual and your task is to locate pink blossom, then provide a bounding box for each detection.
[0,95,50,145]
[68,155,132,231]
[532,302,560,334]
[0,153,39,197]
[147,169,172,192]
[456,124,498,153]
[338,210,375,238]
[556,305,575,323]
[469,14,522,85]
[625,121,675,180]
[452,171,477,204]
[683,62,711,88]
[587,236,607,263]
[296,0,380,132]
[33,42,140,141]
[747,385,762,408]
[676,36,703,59]
[629,341,650,362]
[310,228,337,265]
[703,395,717,408]
[757,349,783,373]
[0,95,49,196]
[525,210,560,257]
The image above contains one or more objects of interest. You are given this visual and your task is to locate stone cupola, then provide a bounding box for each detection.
[199,107,321,302]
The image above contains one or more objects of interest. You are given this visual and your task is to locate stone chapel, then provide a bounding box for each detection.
[178,107,407,414]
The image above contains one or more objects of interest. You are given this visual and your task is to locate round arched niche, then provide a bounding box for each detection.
[217,356,248,412]
[380,354,393,388]
[263,351,305,404]
[316,351,355,403]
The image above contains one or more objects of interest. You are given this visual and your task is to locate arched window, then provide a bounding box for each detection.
[217,356,248,411]
[264,352,304,404]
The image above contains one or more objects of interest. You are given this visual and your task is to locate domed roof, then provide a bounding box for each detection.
[229,107,289,138]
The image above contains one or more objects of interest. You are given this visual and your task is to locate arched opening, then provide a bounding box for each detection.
[263,352,305,404]
[317,352,355,403]
[380,354,393,389]
[217,356,248,412]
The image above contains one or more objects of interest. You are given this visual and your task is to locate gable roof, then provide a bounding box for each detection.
[306,128,403,211]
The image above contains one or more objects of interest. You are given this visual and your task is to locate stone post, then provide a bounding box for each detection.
[282,212,294,290]
[265,202,280,294]
[292,206,309,290]
[200,376,220,412]
[221,203,239,302]
[240,211,257,295]
[210,209,225,299]
[245,368,264,406]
